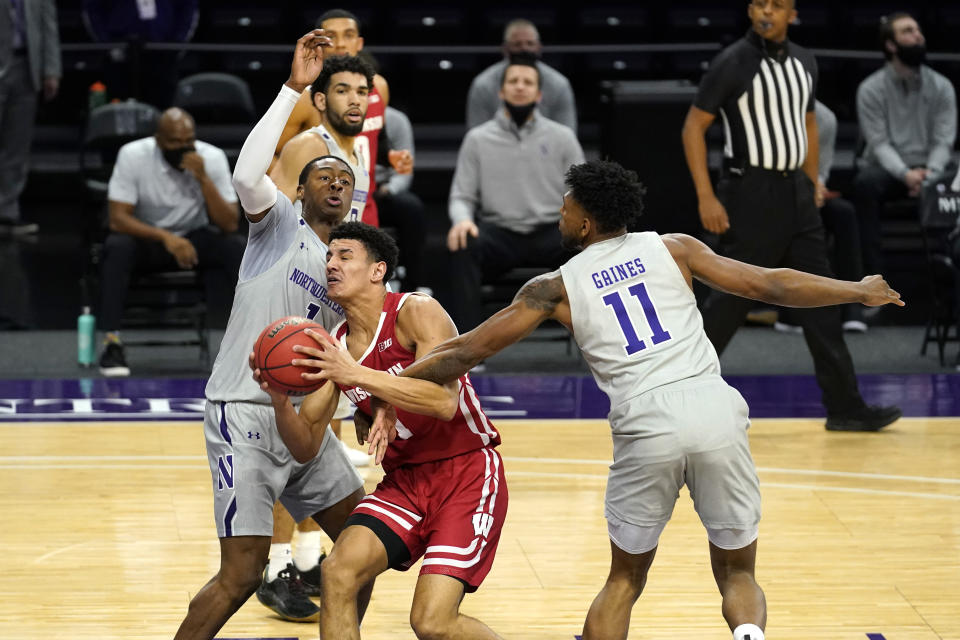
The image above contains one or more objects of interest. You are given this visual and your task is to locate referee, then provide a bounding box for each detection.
[681,0,900,432]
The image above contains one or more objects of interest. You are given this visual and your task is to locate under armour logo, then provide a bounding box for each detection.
[247,431,261,439]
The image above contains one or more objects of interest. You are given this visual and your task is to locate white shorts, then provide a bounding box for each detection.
[203,400,363,537]
[604,377,762,541]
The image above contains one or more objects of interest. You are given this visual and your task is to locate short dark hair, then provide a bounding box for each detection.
[316,9,361,32]
[329,222,399,283]
[500,53,541,89]
[310,54,376,98]
[564,160,646,234]
[298,155,354,187]
[879,12,914,60]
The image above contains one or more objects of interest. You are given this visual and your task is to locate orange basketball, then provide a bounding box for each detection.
[253,316,334,396]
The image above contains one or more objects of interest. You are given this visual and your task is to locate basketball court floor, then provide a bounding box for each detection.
[1,374,958,640]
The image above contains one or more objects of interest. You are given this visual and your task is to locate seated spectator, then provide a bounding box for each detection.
[375,105,428,293]
[778,101,867,333]
[447,57,584,332]
[466,18,577,133]
[97,107,244,377]
[853,11,957,275]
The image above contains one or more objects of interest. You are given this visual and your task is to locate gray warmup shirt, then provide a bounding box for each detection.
[857,63,957,178]
[448,109,584,235]
[466,59,578,132]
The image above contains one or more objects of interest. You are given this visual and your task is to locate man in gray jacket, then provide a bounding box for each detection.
[447,57,584,332]
[466,18,577,133]
[0,0,60,236]
[853,11,957,274]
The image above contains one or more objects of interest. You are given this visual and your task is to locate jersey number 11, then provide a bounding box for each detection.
[602,283,672,355]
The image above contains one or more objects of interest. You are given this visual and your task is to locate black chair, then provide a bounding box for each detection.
[79,101,210,367]
[919,180,960,366]
[172,72,256,125]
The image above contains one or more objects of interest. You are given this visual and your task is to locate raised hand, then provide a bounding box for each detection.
[286,29,333,93]
[859,275,905,307]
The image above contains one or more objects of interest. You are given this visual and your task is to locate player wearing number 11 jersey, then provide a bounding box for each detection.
[389,159,904,640]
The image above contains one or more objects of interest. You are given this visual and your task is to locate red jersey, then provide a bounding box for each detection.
[359,85,385,227]
[334,292,500,472]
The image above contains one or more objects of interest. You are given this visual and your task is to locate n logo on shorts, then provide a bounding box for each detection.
[472,512,494,538]
[217,454,234,491]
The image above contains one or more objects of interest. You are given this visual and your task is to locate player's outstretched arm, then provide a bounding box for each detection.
[664,233,905,308]
[233,30,330,221]
[401,271,570,385]
[249,351,340,463]
[292,297,463,420]
[268,132,330,203]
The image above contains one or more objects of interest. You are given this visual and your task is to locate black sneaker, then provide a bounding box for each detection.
[98,342,130,377]
[256,563,320,622]
[298,551,326,597]
[825,405,902,432]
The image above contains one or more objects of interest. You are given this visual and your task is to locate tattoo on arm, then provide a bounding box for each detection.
[515,274,564,312]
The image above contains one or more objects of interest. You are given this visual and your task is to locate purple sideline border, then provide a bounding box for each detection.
[0,374,957,421]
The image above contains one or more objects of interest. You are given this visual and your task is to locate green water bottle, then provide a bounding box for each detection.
[78,306,96,367]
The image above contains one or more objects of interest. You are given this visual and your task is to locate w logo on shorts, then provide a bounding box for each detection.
[472,512,494,538]
[217,454,234,491]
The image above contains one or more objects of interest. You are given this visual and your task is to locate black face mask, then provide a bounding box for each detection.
[162,145,194,171]
[504,101,536,127]
[895,42,926,67]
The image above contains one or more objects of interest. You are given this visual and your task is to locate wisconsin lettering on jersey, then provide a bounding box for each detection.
[361,115,383,132]
[344,360,405,405]
[289,267,344,315]
[592,256,646,289]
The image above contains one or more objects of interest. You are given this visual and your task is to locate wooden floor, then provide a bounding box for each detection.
[2,417,959,640]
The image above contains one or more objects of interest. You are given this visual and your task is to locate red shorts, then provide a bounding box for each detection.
[350,447,507,591]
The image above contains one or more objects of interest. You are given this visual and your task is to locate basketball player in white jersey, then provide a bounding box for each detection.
[269,53,373,223]
[259,43,378,623]
[174,31,374,639]
[370,160,903,640]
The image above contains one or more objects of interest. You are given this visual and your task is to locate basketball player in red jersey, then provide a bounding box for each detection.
[270,8,412,226]
[250,221,507,639]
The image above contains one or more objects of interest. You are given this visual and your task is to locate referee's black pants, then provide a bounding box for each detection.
[702,169,866,415]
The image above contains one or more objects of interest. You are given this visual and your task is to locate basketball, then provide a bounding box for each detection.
[253,316,335,396]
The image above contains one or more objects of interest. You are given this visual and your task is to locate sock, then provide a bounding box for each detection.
[733,623,765,640]
[266,543,292,581]
[294,530,322,571]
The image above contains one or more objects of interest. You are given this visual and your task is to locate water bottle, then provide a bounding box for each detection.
[78,306,96,367]
[88,81,107,111]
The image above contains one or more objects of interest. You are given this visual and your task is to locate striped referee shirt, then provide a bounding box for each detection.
[694,29,818,172]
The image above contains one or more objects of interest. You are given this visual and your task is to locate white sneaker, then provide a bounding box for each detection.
[773,321,802,334]
[340,439,371,467]
[842,319,868,333]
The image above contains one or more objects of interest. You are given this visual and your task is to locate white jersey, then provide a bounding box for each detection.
[205,193,344,404]
[560,232,720,414]
[303,123,370,222]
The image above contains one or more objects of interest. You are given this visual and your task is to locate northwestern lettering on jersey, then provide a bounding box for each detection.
[289,267,344,315]
[592,257,646,289]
